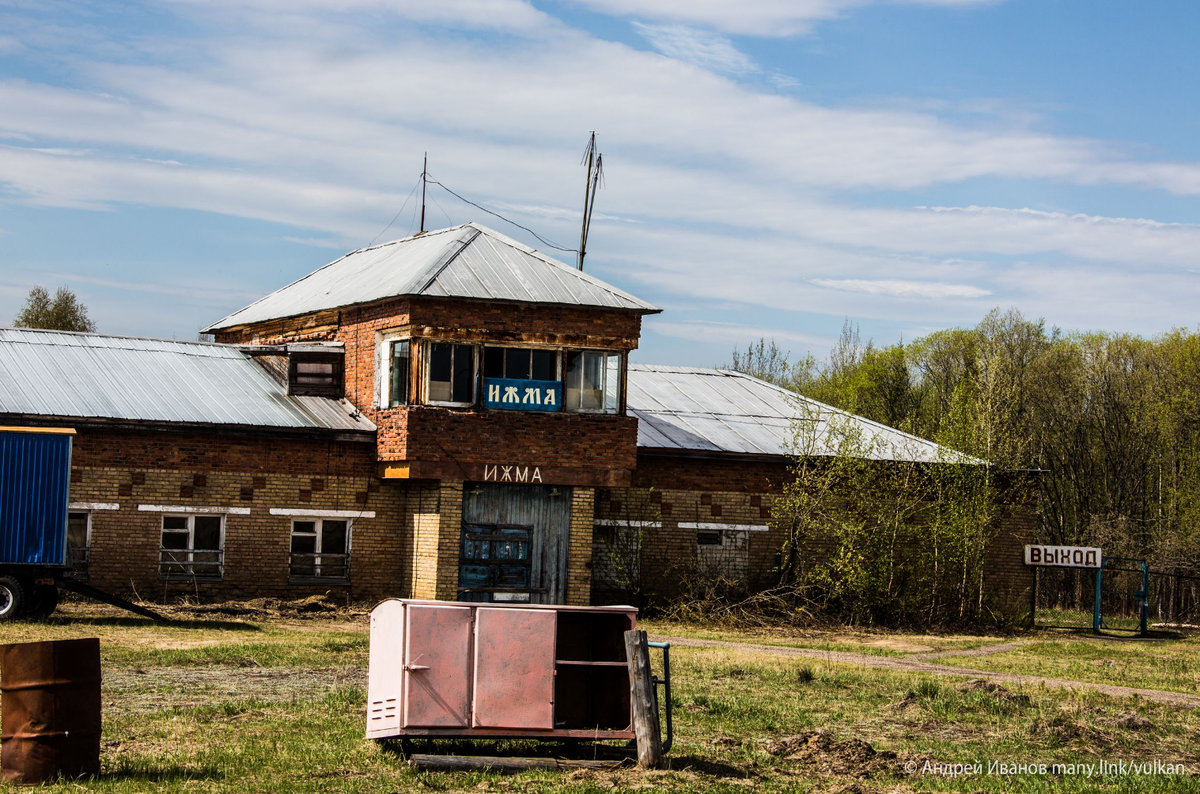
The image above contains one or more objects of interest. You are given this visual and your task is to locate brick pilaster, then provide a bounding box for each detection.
[566,487,594,605]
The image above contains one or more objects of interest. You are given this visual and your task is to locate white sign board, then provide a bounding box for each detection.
[1024,545,1101,568]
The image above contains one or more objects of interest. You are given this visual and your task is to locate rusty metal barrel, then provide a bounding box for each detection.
[0,638,101,784]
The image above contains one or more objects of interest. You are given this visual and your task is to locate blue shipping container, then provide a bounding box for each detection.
[0,429,73,566]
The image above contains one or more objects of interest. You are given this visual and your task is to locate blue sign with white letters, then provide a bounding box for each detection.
[484,378,562,412]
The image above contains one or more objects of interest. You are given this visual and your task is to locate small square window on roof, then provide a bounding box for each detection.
[288,351,344,398]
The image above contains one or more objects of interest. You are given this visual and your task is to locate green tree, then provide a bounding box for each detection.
[13,285,97,333]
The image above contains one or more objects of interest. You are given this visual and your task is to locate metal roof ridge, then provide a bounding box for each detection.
[633,363,964,459]
[464,223,660,312]
[0,326,239,354]
[202,225,470,332]
[629,363,734,373]
[413,226,484,295]
[355,223,466,255]
[718,369,957,455]
[631,408,798,419]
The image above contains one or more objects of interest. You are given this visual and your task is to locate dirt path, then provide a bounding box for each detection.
[910,640,1031,660]
[652,635,1200,707]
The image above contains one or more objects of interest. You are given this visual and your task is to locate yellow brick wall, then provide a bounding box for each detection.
[69,464,416,602]
[566,487,594,605]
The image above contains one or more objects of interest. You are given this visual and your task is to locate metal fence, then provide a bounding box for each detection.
[67,545,90,580]
[159,548,224,581]
[1033,561,1200,634]
[289,552,350,583]
[1032,566,1099,630]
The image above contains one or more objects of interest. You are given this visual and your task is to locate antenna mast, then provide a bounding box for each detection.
[419,152,427,233]
[578,133,603,271]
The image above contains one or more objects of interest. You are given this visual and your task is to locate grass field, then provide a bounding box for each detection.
[0,602,1196,793]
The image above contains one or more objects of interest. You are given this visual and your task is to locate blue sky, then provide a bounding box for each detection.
[2,1,1199,366]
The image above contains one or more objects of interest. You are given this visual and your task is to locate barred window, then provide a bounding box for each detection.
[290,519,351,581]
[160,515,224,580]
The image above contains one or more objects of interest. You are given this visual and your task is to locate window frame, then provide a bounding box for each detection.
[563,348,624,415]
[287,352,344,398]
[482,345,562,382]
[66,510,91,578]
[159,514,225,581]
[387,338,411,408]
[423,340,479,407]
[289,518,353,583]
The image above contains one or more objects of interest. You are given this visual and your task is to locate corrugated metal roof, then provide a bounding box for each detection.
[204,222,659,332]
[0,328,375,433]
[627,364,967,463]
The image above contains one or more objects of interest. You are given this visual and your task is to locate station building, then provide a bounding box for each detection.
[0,223,1035,613]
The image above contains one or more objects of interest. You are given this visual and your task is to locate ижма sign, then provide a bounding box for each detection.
[1024,545,1101,568]
[484,378,561,413]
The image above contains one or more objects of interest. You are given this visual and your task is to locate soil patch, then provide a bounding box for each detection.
[955,678,1030,706]
[765,730,927,779]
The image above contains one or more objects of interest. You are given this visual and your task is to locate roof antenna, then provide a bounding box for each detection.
[419,152,427,234]
[577,132,603,271]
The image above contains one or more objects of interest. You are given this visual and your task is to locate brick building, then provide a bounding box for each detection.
[0,222,1035,614]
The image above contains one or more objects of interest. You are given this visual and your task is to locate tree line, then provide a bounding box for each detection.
[730,308,1200,583]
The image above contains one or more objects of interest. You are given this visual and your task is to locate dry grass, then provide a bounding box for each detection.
[0,602,1194,792]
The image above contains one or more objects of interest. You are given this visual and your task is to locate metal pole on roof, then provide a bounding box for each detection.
[419,152,427,234]
[578,133,597,270]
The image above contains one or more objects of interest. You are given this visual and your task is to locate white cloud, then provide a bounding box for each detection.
[44,272,264,306]
[1,0,1198,346]
[812,278,990,299]
[282,236,352,249]
[632,23,760,75]
[560,0,1001,37]
[648,319,831,349]
[160,0,556,34]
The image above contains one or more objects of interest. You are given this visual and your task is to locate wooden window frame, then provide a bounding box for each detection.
[563,348,624,415]
[289,518,352,583]
[287,352,345,398]
[423,340,479,407]
[159,514,225,581]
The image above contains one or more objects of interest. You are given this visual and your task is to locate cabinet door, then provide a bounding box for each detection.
[402,604,472,728]
[472,608,556,729]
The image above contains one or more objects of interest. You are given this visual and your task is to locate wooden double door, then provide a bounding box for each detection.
[459,483,572,604]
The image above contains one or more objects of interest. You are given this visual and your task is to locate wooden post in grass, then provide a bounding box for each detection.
[623,629,662,769]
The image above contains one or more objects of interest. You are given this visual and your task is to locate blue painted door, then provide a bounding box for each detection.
[460,484,572,604]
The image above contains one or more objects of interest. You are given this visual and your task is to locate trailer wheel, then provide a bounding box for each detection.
[0,576,26,621]
[27,585,59,619]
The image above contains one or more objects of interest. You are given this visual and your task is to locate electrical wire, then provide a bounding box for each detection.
[368,174,423,247]
[425,174,579,254]
[428,192,454,227]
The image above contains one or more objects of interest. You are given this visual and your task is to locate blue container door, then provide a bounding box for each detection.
[0,430,72,566]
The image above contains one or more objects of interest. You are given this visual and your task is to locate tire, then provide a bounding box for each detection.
[0,576,26,621]
[27,585,59,618]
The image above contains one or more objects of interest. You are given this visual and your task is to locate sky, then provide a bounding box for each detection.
[2,1,1199,367]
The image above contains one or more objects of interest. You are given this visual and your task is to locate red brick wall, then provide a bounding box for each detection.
[216,296,645,478]
[381,408,638,470]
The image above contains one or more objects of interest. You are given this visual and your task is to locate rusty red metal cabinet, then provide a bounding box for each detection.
[367,599,637,740]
